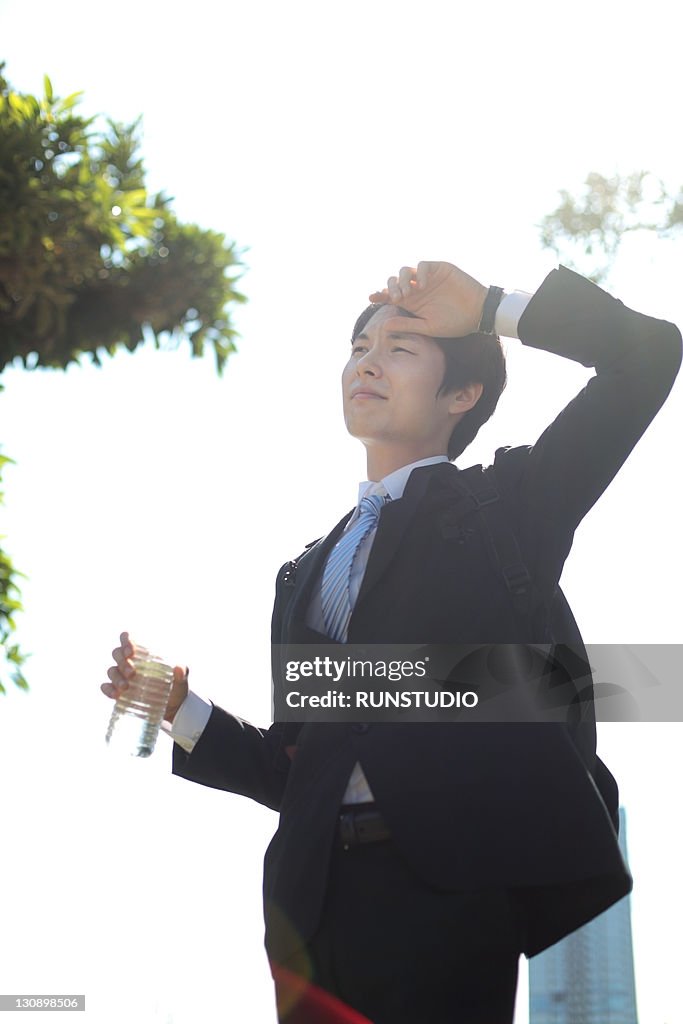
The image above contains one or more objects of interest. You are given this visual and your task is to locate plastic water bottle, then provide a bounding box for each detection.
[105,647,175,758]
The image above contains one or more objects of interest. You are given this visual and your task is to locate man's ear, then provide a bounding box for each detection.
[447,382,484,416]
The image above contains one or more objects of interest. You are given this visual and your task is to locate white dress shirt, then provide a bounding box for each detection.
[161,290,532,802]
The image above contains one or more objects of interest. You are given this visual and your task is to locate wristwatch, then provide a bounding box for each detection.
[478,285,505,335]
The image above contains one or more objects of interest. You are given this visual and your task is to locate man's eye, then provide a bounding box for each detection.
[392,346,414,354]
[352,345,367,354]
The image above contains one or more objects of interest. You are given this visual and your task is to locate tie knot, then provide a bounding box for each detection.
[359,492,388,520]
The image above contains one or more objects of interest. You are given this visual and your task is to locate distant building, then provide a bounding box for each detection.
[529,807,638,1024]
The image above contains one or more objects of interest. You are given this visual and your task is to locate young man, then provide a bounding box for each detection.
[104,261,681,1023]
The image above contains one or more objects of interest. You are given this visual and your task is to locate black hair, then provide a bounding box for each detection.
[350,303,507,461]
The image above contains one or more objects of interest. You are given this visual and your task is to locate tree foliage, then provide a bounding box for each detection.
[0,67,248,693]
[0,445,27,694]
[0,65,247,372]
[539,171,683,283]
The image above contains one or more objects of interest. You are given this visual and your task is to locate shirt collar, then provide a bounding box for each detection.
[356,455,450,505]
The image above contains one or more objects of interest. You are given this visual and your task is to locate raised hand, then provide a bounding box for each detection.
[368,261,488,339]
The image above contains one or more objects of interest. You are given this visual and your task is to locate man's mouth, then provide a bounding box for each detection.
[351,389,387,400]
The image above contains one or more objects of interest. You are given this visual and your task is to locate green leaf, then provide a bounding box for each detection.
[128,206,157,220]
[119,188,147,208]
[43,74,54,103]
[57,90,84,112]
[8,91,30,119]
[13,671,29,691]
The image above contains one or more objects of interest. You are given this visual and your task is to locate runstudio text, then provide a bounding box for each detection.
[285,690,479,708]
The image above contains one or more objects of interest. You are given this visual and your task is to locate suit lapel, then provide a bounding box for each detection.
[283,508,354,635]
[354,462,456,608]
[283,461,463,636]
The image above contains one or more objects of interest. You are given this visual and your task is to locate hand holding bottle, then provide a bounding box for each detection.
[102,632,189,756]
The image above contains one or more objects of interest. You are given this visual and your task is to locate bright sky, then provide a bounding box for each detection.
[0,1,681,1022]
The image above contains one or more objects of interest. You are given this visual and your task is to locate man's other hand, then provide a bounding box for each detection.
[101,631,189,725]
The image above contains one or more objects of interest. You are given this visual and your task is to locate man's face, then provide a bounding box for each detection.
[342,305,459,456]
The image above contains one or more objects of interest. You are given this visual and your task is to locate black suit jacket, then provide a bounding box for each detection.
[172,267,681,961]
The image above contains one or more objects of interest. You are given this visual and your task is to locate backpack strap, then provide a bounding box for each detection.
[281,536,323,588]
[452,465,549,632]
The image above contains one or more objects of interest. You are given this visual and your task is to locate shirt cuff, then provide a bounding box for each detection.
[159,690,213,755]
[495,290,533,339]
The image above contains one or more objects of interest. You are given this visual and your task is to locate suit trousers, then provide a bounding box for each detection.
[274,829,524,1024]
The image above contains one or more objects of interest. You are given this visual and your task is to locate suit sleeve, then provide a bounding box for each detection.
[171,706,290,811]
[496,266,681,590]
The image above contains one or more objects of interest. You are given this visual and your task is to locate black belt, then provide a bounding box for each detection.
[338,804,392,849]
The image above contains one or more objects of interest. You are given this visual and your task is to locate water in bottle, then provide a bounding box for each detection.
[105,648,175,757]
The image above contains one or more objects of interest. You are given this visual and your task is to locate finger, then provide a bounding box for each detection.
[398,266,417,297]
[119,631,131,653]
[101,681,121,699]
[111,646,134,673]
[416,262,431,289]
[107,664,132,688]
[386,275,402,303]
[368,288,391,303]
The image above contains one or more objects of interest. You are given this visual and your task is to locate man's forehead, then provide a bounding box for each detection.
[357,305,424,340]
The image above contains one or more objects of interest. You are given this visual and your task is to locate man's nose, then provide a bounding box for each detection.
[357,350,382,376]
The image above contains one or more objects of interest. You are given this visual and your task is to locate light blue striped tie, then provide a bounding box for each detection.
[321,492,389,643]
